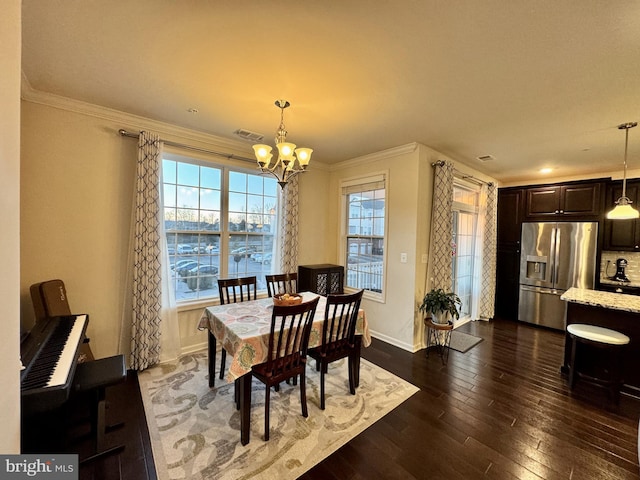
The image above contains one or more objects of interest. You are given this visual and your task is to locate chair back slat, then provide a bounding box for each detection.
[265,273,298,297]
[263,297,319,376]
[218,276,257,305]
[321,290,364,356]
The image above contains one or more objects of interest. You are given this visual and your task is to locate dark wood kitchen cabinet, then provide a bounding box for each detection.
[494,187,523,321]
[602,179,640,251]
[524,180,604,220]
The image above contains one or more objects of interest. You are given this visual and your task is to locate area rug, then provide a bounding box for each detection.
[449,330,483,353]
[138,350,419,480]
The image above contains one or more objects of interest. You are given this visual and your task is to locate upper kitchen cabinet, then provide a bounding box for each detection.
[497,188,523,245]
[524,180,604,220]
[603,179,640,251]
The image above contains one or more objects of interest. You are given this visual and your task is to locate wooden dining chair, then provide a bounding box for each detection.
[265,273,298,297]
[251,296,320,441]
[210,276,257,385]
[308,289,364,410]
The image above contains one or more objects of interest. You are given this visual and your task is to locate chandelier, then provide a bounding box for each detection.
[252,100,313,189]
[607,122,639,220]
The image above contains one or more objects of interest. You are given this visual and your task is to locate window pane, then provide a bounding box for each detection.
[177,163,199,187]
[177,186,199,209]
[229,171,247,193]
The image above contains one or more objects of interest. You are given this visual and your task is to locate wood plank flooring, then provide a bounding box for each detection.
[303,318,640,480]
[23,317,640,479]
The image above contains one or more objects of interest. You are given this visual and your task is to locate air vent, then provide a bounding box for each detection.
[477,154,495,162]
[234,129,264,142]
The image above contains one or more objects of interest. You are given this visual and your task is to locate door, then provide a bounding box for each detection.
[553,222,598,291]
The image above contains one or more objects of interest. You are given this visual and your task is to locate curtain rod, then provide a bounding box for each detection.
[118,129,256,163]
[431,159,494,187]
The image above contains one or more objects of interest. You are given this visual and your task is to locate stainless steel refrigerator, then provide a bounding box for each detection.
[518,221,598,330]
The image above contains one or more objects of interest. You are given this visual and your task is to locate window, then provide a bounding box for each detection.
[162,155,278,302]
[342,174,386,298]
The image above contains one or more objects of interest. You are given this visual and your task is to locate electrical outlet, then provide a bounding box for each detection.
[400,253,408,263]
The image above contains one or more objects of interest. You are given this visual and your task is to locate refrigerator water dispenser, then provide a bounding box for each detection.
[525,255,547,281]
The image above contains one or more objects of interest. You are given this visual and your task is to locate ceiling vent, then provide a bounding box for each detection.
[477,154,495,162]
[234,129,264,142]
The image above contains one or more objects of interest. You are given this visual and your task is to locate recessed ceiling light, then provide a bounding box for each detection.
[540,168,553,174]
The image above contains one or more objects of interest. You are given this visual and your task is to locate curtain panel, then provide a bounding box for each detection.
[278,175,299,274]
[129,131,164,370]
[479,182,497,319]
[430,161,455,291]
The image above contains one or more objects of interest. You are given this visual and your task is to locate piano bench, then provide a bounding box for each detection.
[72,354,127,464]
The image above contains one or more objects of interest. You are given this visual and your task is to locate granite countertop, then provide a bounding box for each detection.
[561,287,640,314]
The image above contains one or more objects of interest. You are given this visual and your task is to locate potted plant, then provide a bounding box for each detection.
[419,288,462,324]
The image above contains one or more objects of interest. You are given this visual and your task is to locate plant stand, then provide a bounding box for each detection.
[425,318,453,365]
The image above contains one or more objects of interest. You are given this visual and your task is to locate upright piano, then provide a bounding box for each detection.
[20,314,88,415]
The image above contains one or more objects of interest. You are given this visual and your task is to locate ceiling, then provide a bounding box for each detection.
[20,1,640,183]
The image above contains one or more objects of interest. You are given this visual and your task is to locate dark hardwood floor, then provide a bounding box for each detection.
[304,318,640,480]
[23,318,640,479]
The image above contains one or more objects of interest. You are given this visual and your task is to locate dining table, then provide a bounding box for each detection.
[197,291,371,445]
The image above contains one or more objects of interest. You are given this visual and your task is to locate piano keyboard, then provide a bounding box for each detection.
[21,314,87,390]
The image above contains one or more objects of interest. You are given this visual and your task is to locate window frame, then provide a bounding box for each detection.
[162,150,279,305]
[339,172,388,303]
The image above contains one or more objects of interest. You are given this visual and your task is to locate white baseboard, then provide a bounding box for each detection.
[369,330,417,353]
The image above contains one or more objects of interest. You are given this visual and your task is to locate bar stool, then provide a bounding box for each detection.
[425,318,453,365]
[567,324,630,403]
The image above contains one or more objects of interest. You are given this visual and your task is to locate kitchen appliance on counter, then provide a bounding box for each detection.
[518,221,598,330]
[609,258,630,282]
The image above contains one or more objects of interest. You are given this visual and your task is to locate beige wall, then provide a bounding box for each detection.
[325,144,442,351]
[21,102,137,358]
[2,0,22,453]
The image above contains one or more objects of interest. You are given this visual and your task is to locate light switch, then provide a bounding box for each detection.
[400,253,408,263]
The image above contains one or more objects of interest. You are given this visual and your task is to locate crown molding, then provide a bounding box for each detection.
[20,80,254,157]
[330,143,418,171]
[20,79,332,170]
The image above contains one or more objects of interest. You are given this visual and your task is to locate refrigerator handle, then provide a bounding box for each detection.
[549,227,556,285]
[554,227,561,287]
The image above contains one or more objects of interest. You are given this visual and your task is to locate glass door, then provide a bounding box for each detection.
[452,182,480,327]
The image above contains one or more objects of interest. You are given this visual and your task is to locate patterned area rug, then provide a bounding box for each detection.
[449,330,483,353]
[138,350,419,480]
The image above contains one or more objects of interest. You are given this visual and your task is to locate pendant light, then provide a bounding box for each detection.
[607,122,639,220]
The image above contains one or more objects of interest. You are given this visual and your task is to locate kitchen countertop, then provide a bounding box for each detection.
[561,287,640,314]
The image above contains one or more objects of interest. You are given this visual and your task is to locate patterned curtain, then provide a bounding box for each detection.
[478,183,497,319]
[129,131,163,370]
[278,175,299,274]
[430,161,454,291]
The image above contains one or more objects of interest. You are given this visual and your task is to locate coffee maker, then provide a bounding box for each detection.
[610,258,630,283]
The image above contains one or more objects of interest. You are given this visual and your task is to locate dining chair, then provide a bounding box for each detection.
[251,296,320,441]
[265,273,298,297]
[308,289,364,410]
[210,276,257,385]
